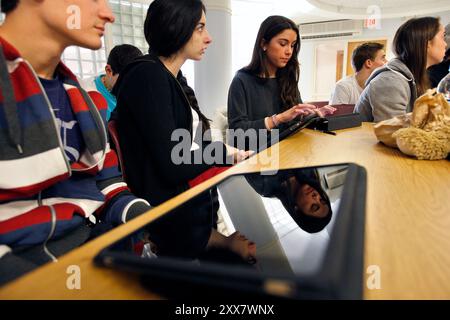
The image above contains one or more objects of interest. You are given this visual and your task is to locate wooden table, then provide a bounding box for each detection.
[1,123,449,299]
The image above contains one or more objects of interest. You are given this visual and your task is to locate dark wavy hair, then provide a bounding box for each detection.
[144,0,210,130]
[393,17,441,96]
[244,15,301,109]
[1,0,18,13]
[280,171,332,234]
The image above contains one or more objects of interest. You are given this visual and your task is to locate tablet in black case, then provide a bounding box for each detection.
[95,163,367,300]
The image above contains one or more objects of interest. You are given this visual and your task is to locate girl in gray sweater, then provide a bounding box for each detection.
[355,17,447,122]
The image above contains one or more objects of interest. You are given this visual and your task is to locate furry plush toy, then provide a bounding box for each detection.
[375,89,450,160]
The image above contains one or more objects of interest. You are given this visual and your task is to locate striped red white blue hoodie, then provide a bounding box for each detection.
[0,37,151,258]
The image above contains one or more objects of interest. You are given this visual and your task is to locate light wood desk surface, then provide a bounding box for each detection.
[1,123,449,300]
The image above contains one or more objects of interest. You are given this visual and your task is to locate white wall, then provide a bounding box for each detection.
[298,41,315,102]
[231,2,274,74]
[300,40,346,102]
[195,4,232,119]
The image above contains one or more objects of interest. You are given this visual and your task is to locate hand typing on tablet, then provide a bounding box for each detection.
[226,145,255,164]
[277,103,319,123]
[314,105,337,117]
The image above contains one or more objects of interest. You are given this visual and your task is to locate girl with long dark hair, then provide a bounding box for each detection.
[228,15,335,146]
[114,0,255,262]
[355,17,447,122]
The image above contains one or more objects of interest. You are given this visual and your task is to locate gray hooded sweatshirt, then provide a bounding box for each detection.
[354,58,417,122]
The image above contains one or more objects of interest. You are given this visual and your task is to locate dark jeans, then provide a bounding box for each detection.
[0,222,113,286]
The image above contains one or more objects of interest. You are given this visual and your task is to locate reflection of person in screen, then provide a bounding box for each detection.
[247,169,332,233]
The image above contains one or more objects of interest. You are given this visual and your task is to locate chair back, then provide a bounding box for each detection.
[329,104,356,116]
[108,120,127,181]
[308,101,329,108]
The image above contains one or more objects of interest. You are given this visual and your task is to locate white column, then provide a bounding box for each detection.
[195,0,232,120]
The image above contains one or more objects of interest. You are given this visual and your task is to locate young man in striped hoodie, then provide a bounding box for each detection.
[0,0,152,285]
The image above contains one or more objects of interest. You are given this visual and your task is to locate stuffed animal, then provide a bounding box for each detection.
[374,89,450,160]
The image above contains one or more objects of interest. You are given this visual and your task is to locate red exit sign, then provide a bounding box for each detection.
[364,18,378,29]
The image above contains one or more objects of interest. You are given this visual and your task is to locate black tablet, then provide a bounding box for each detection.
[255,114,322,151]
[277,114,321,141]
[95,163,366,299]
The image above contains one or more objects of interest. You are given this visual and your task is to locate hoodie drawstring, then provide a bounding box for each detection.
[0,45,23,154]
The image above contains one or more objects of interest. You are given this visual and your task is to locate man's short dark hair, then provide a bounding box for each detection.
[1,0,19,13]
[352,42,385,72]
[107,44,143,75]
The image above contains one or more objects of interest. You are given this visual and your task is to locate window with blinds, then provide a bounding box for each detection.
[62,41,107,80]
[109,0,149,54]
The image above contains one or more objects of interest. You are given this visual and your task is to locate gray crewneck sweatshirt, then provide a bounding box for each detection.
[227,70,302,131]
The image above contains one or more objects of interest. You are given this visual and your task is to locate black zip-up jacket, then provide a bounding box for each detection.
[114,54,228,258]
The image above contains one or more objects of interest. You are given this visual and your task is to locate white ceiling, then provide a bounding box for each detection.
[130,1,450,23]
[232,0,321,22]
[306,0,450,19]
[231,0,450,23]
